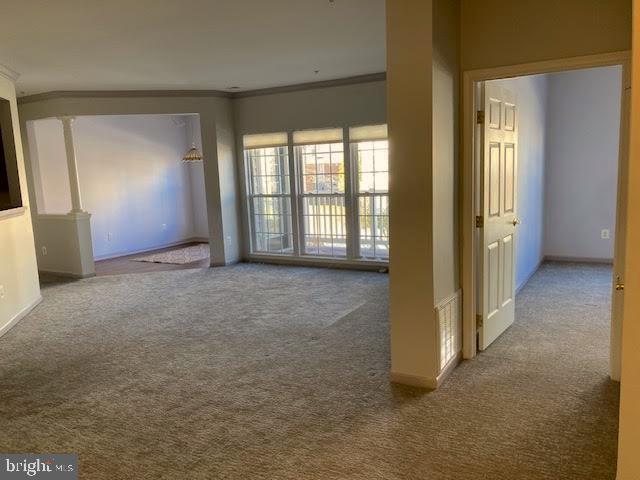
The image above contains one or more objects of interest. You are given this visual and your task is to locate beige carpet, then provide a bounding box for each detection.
[132,243,209,265]
[0,262,618,479]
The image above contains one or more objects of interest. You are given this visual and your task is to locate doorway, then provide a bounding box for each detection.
[461,52,631,381]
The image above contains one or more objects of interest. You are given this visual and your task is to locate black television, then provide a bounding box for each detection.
[0,97,22,212]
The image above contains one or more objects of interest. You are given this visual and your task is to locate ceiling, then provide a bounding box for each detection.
[0,0,386,97]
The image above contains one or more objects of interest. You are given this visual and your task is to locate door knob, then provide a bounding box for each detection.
[512,218,521,226]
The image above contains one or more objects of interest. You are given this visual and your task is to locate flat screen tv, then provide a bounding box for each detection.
[0,98,22,212]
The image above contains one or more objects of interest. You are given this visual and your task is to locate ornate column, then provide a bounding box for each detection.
[58,116,85,213]
[52,116,94,277]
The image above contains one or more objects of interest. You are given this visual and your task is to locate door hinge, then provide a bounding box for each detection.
[615,275,625,291]
[476,110,485,124]
[476,314,483,328]
[475,215,484,228]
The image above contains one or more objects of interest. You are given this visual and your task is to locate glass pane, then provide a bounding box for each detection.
[246,145,293,255]
[302,196,346,257]
[247,147,289,195]
[296,143,344,194]
[355,139,388,194]
[374,146,389,172]
[354,138,390,260]
[357,194,389,260]
[374,172,389,193]
[359,150,375,172]
[359,172,375,193]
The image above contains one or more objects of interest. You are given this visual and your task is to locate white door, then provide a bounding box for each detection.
[479,83,519,350]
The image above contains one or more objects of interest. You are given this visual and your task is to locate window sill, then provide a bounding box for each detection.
[0,206,26,221]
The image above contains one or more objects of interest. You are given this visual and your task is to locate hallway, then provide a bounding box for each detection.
[0,262,618,479]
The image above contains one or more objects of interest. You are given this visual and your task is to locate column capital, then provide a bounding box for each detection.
[57,115,76,124]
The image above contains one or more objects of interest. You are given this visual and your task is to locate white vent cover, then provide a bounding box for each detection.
[436,290,462,371]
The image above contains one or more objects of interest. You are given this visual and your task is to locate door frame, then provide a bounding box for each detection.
[461,51,632,373]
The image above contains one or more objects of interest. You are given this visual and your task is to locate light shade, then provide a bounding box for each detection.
[183,146,203,162]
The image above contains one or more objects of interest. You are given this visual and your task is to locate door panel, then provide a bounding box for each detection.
[502,234,514,306]
[489,143,501,217]
[479,84,519,350]
[487,241,500,317]
[504,144,515,213]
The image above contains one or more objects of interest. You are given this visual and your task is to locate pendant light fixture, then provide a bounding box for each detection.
[183,116,203,162]
[183,146,203,162]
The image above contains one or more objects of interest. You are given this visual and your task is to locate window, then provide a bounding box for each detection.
[243,125,389,263]
[244,133,293,254]
[351,125,389,259]
[294,128,346,257]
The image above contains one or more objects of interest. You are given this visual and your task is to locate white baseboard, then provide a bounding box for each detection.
[390,352,462,390]
[0,295,43,339]
[544,255,614,265]
[38,270,95,279]
[390,371,438,389]
[93,238,209,261]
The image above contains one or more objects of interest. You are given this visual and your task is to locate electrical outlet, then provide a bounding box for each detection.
[0,285,5,299]
[107,232,113,242]
[162,224,167,231]
[41,246,47,256]
[601,229,610,240]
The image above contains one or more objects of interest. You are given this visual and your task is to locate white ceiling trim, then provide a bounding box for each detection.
[17,72,386,105]
[0,63,20,83]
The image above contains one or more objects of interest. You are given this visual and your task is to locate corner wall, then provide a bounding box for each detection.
[0,73,41,330]
[544,66,623,262]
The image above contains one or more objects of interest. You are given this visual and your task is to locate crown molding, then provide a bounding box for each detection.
[0,63,20,83]
[232,72,386,98]
[18,89,233,104]
[17,72,387,105]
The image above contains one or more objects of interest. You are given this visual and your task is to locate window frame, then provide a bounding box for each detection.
[295,138,349,258]
[351,136,390,261]
[244,141,296,256]
[242,125,389,266]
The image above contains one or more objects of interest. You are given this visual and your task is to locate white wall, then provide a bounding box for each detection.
[0,73,41,329]
[544,66,623,261]
[27,114,209,261]
[76,115,201,259]
[489,74,549,291]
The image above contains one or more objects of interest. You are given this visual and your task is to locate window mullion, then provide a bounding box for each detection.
[287,132,301,256]
[343,127,357,260]
[245,152,258,253]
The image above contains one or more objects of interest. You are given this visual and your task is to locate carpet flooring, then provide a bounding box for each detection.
[133,243,210,265]
[0,262,618,479]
